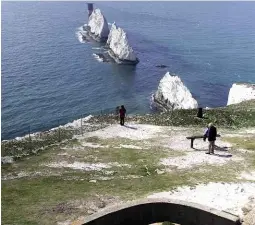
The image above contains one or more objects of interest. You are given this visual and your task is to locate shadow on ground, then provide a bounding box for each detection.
[124,125,138,130]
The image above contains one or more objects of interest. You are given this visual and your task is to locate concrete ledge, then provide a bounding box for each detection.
[73,198,241,225]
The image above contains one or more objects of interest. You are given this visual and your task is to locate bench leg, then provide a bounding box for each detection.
[191,139,194,148]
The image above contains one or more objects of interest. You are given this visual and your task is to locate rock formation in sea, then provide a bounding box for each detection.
[86,8,109,42]
[227,83,255,105]
[153,72,198,111]
[106,23,139,65]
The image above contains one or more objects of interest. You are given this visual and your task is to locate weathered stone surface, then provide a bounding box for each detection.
[154,72,198,111]
[242,208,255,225]
[76,198,240,225]
[107,23,139,64]
[87,9,109,42]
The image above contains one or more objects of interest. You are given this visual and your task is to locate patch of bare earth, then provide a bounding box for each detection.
[56,195,122,225]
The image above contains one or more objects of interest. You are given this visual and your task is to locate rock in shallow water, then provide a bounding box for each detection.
[153,72,198,111]
[106,23,139,65]
[87,8,109,42]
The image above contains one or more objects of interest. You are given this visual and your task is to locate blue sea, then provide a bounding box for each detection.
[2,1,255,140]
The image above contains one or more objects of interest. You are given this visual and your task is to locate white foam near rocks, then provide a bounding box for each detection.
[53,115,93,130]
[87,9,109,40]
[154,72,198,110]
[107,23,138,63]
[76,26,87,43]
[92,53,104,62]
[227,83,255,105]
[147,182,255,218]
[7,115,93,141]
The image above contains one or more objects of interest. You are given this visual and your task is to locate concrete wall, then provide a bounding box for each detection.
[75,198,241,225]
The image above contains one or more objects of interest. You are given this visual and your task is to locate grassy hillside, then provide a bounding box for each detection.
[1,100,255,225]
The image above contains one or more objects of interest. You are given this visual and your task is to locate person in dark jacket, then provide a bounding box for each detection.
[119,105,126,126]
[203,123,217,154]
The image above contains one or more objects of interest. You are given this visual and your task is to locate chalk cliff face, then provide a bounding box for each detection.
[87,9,109,42]
[154,72,198,110]
[106,23,139,64]
[227,83,255,105]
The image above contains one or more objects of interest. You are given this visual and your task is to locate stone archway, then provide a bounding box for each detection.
[75,198,241,225]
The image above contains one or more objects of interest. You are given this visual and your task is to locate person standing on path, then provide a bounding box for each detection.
[119,105,126,126]
[203,122,217,154]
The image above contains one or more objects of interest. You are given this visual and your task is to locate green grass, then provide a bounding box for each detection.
[223,136,255,151]
[1,177,95,225]
[84,146,181,164]
[89,100,255,129]
[222,136,255,170]
[2,160,243,225]
[84,136,149,147]
[1,146,246,225]
[2,100,255,224]
[138,100,255,128]
[2,100,255,161]
[1,129,73,159]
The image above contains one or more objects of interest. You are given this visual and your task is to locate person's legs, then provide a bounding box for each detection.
[211,141,215,154]
[208,141,213,154]
[120,117,124,125]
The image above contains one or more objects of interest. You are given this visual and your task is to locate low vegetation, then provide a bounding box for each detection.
[1,100,255,225]
[223,137,255,151]
[91,100,255,128]
[2,100,255,160]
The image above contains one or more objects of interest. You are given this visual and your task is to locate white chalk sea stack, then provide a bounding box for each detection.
[106,23,139,65]
[154,72,198,110]
[87,8,109,42]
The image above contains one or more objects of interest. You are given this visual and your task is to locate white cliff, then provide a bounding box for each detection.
[87,9,109,41]
[227,83,255,105]
[154,72,198,110]
[106,23,139,64]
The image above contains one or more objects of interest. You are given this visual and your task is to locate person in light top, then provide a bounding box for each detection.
[203,122,217,154]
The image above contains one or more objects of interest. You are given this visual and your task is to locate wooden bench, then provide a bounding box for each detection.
[186,134,221,148]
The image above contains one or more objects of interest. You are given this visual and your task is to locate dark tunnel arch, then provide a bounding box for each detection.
[76,198,241,225]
